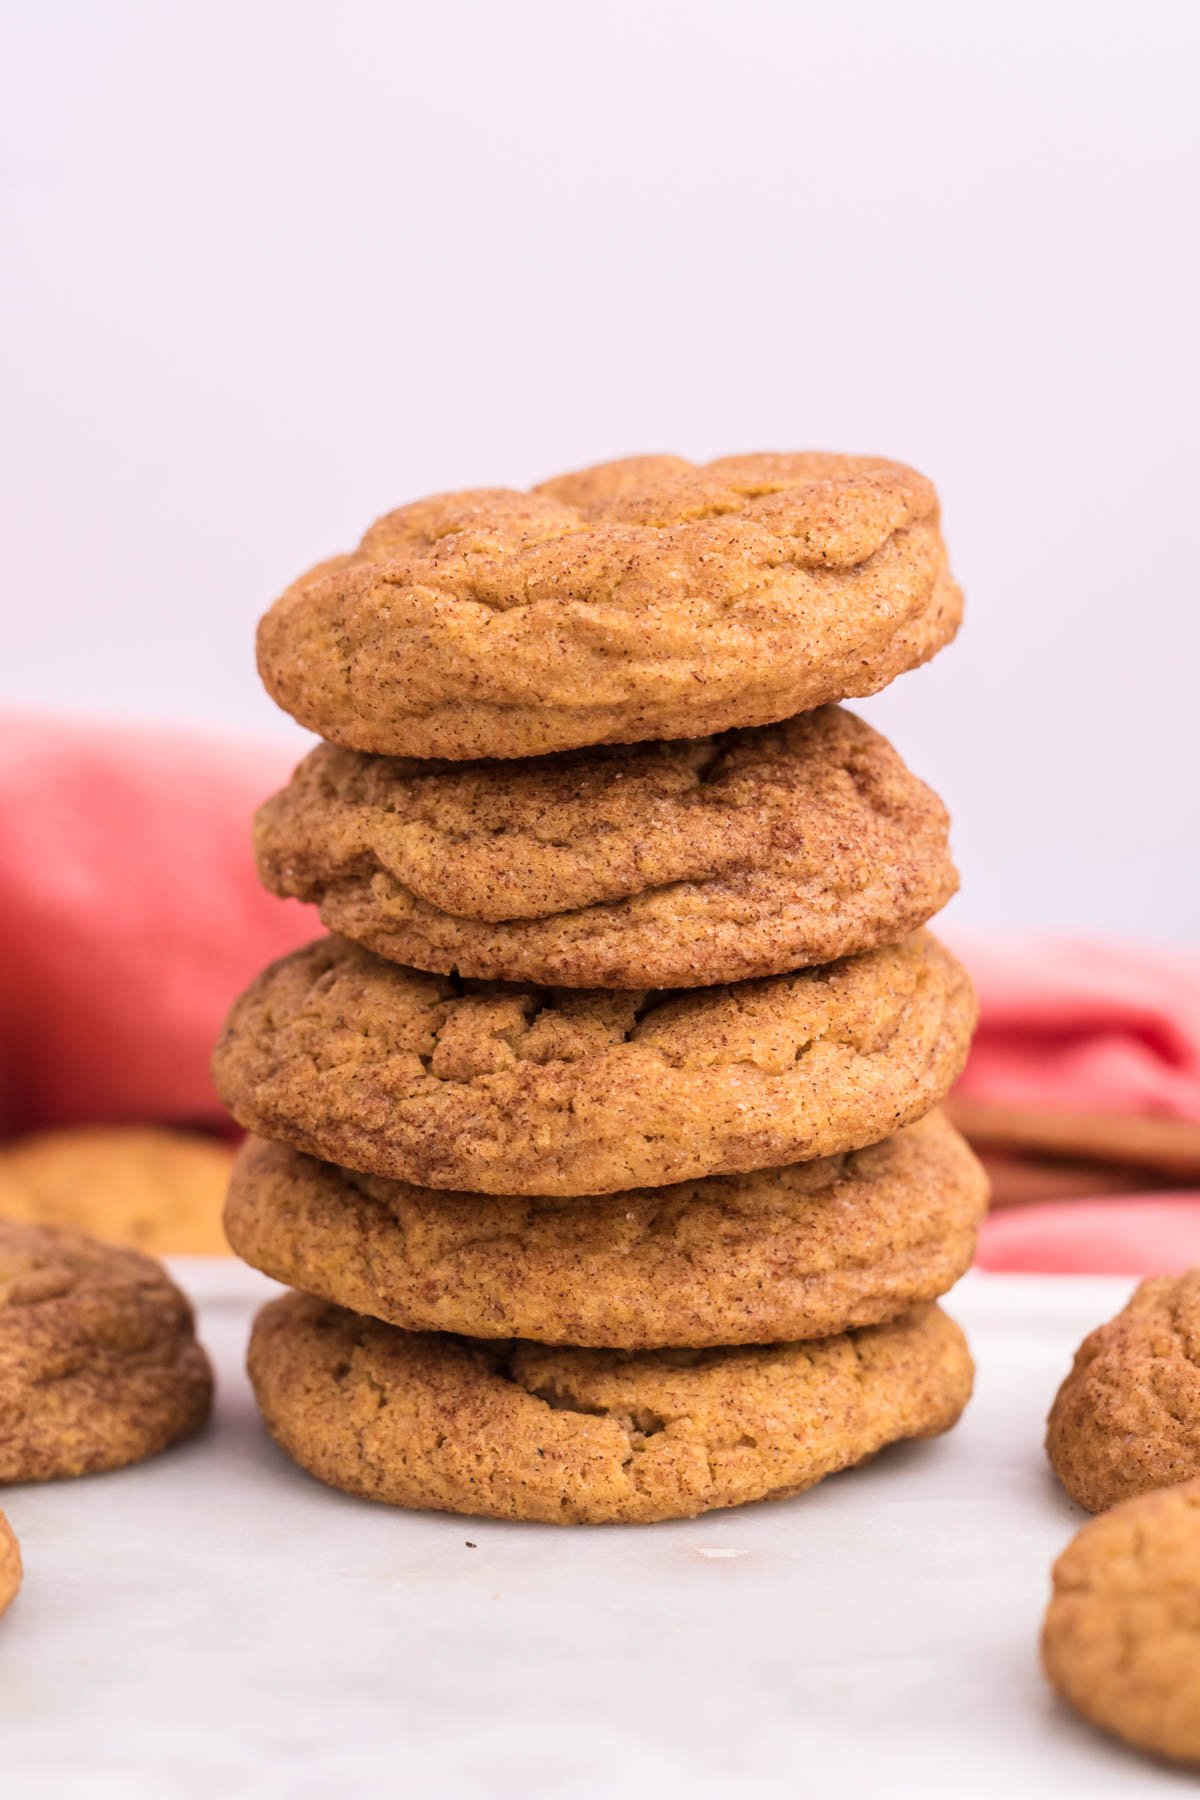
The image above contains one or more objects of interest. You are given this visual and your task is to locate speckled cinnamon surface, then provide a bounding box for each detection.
[257,453,961,759]
[226,1112,985,1347]
[248,1292,973,1524]
[0,1221,213,1483]
[254,705,957,987]
[212,931,976,1195]
[1048,1271,1200,1512]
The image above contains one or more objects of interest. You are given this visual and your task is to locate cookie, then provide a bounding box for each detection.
[226,1112,985,1348]
[0,1510,19,1616]
[1042,1479,1200,1764]
[213,930,975,1196]
[0,1221,213,1482]
[256,453,961,759]
[0,1127,233,1257]
[1047,1272,1200,1512]
[254,705,957,989]
[248,1292,972,1524]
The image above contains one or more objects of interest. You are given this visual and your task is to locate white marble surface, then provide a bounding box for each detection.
[1,1268,1188,1798]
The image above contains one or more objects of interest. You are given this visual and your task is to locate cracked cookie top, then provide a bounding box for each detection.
[1047,1271,1200,1513]
[0,1220,213,1482]
[254,704,957,987]
[248,1291,973,1523]
[1043,1479,1200,1764]
[225,1112,986,1348]
[256,452,961,759]
[212,930,976,1195]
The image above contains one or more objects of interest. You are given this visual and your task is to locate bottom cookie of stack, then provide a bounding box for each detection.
[248,1294,972,1526]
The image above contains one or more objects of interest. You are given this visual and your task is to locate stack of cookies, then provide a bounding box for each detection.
[213,452,985,1526]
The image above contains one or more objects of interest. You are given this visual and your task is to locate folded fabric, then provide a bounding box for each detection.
[2,711,1197,1276]
[949,931,1200,1123]
[978,1195,1200,1276]
[0,712,310,1136]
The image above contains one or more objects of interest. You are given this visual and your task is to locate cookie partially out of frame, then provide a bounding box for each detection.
[1043,1479,1200,1765]
[1047,1271,1200,1512]
[226,1113,986,1348]
[0,1510,19,1616]
[256,453,961,760]
[212,930,976,1196]
[248,1292,973,1524]
[0,1220,213,1483]
[254,705,957,989]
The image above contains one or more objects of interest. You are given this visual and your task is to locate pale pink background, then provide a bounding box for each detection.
[2,2,1198,943]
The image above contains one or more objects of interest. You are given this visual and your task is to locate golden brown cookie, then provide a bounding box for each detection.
[256,453,961,759]
[0,1127,233,1257]
[0,1221,213,1482]
[213,930,975,1196]
[0,1509,20,1616]
[1047,1272,1200,1513]
[226,1112,986,1348]
[254,706,957,988]
[248,1292,972,1524]
[1042,1479,1200,1764]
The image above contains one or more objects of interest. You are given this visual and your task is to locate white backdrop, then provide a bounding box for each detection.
[2,0,1197,939]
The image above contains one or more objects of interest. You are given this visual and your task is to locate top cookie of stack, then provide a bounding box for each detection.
[215,451,979,1525]
[257,451,959,760]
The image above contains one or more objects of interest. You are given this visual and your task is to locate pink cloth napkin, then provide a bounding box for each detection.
[980,1196,1200,1276]
[950,932,1200,1124]
[945,932,1200,1273]
[0,713,309,1136]
[1,711,1197,1274]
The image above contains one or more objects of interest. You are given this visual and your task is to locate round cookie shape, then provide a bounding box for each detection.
[254,706,958,989]
[248,1293,973,1525]
[1043,1480,1200,1764]
[256,453,962,759]
[0,1510,20,1616]
[1047,1271,1200,1512]
[0,1127,233,1256]
[0,1221,214,1482]
[226,1113,986,1348]
[212,930,976,1196]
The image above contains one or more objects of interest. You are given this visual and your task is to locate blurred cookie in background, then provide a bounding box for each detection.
[0,1509,20,1617]
[0,1127,233,1256]
[1043,1480,1200,1765]
[0,1219,214,1481]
